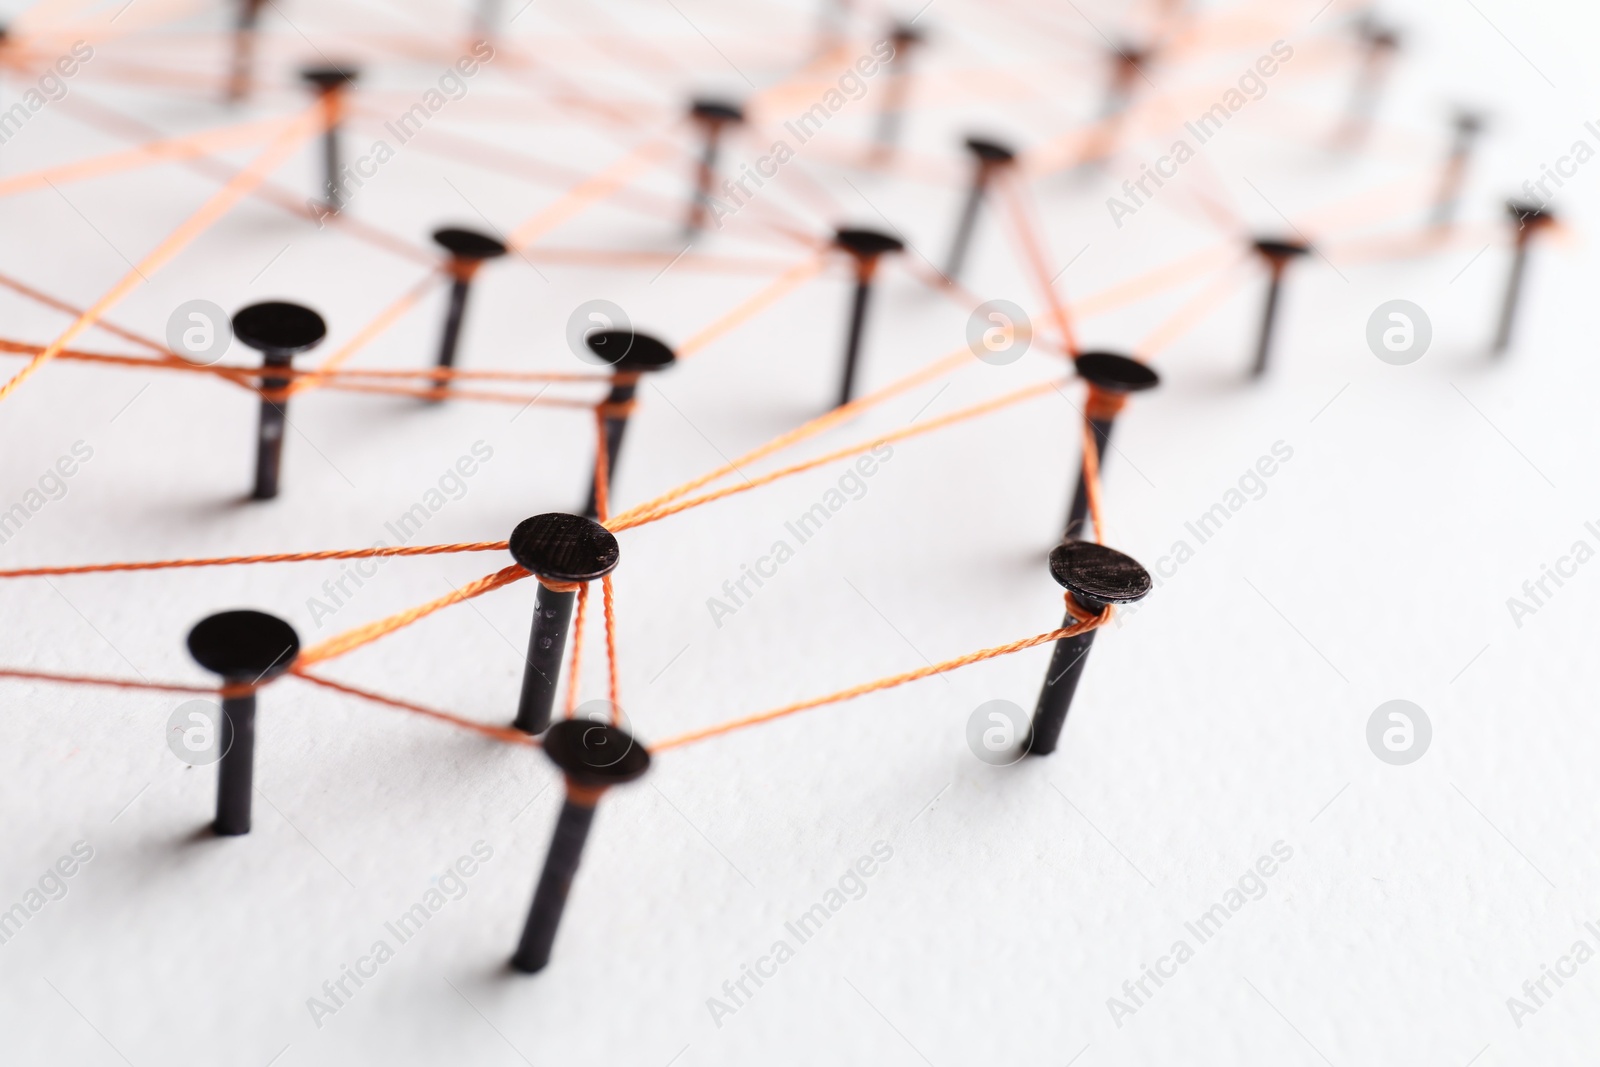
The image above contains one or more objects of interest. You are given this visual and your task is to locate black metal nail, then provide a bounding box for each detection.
[832,227,904,408]
[474,0,501,41]
[1431,110,1485,227]
[300,65,359,212]
[232,302,327,501]
[873,22,924,152]
[186,610,300,835]
[511,717,650,973]
[1337,19,1399,147]
[943,136,1015,282]
[1062,352,1159,541]
[509,514,621,734]
[687,99,745,234]
[226,0,266,102]
[1248,238,1310,378]
[1102,44,1149,120]
[1494,200,1555,356]
[1027,541,1151,757]
[429,227,508,399]
[580,331,676,519]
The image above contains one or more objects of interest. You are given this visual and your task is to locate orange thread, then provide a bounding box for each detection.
[0,541,509,579]
[506,135,678,250]
[996,170,1078,354]
[1083,384,1128,422]
[651,614,1110,753]
[1073,244,1240,319]
[564,582,590,717]
[606,347,971,527]
[292,270,444,393]
[1136,261,1250,357]
[601,573,620,719]
[675,254,828,360]
[292,670,538,747]
[538,577,581,594]
[0,102,324,407]
[1081,409,1107,544]
[297,564,530,667]
[0,666,221,695]
[0,269,169,355]
[612,379,1060,531]
[0,113,300,199]
[593,405,611,522]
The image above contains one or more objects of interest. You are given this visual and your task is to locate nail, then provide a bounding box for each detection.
[686,98,745,234]
[510,514,621,734]
[832,227,904,408]
[1248,238,1310,378]
[1494,199,1555,356]
[300,65,360,212]
[186,610,300,835]
[873,22,925,154]
[580,331,676,519]
[510,717,650,972]
[943,136,1016,282]
[1337,18,1399,147]
[429,227,508,398]
[1431,109,1485,228]
[232,301,327,500]
[225,0,266,102]
[1062,352,1159,541]
[1103,44,1149,119]
[1026,540,1151,756]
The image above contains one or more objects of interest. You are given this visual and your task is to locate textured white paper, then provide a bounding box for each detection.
[1,0,1596,1064]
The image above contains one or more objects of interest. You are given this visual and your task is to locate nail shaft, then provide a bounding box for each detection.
[1251,266,1286,378]
[1493,237,1531,356]
[511,790,597,973]
[944,178,985,281]
[433,273,473,389]
[584,376,636,519]
[322,121,341,211]
[873,27,920,154]
[1026,597,1102,756]
[1064,417,1114,540]
[252,352,292,500]
[226,0,264,102]
[515,582,578,734]
[837,274,873,408]
[1431,115,1482,227]
[687,133,721,234]
[213,692,256,835]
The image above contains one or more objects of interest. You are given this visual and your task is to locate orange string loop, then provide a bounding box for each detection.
[537,577,581,594]
[1083,385,1128,422]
